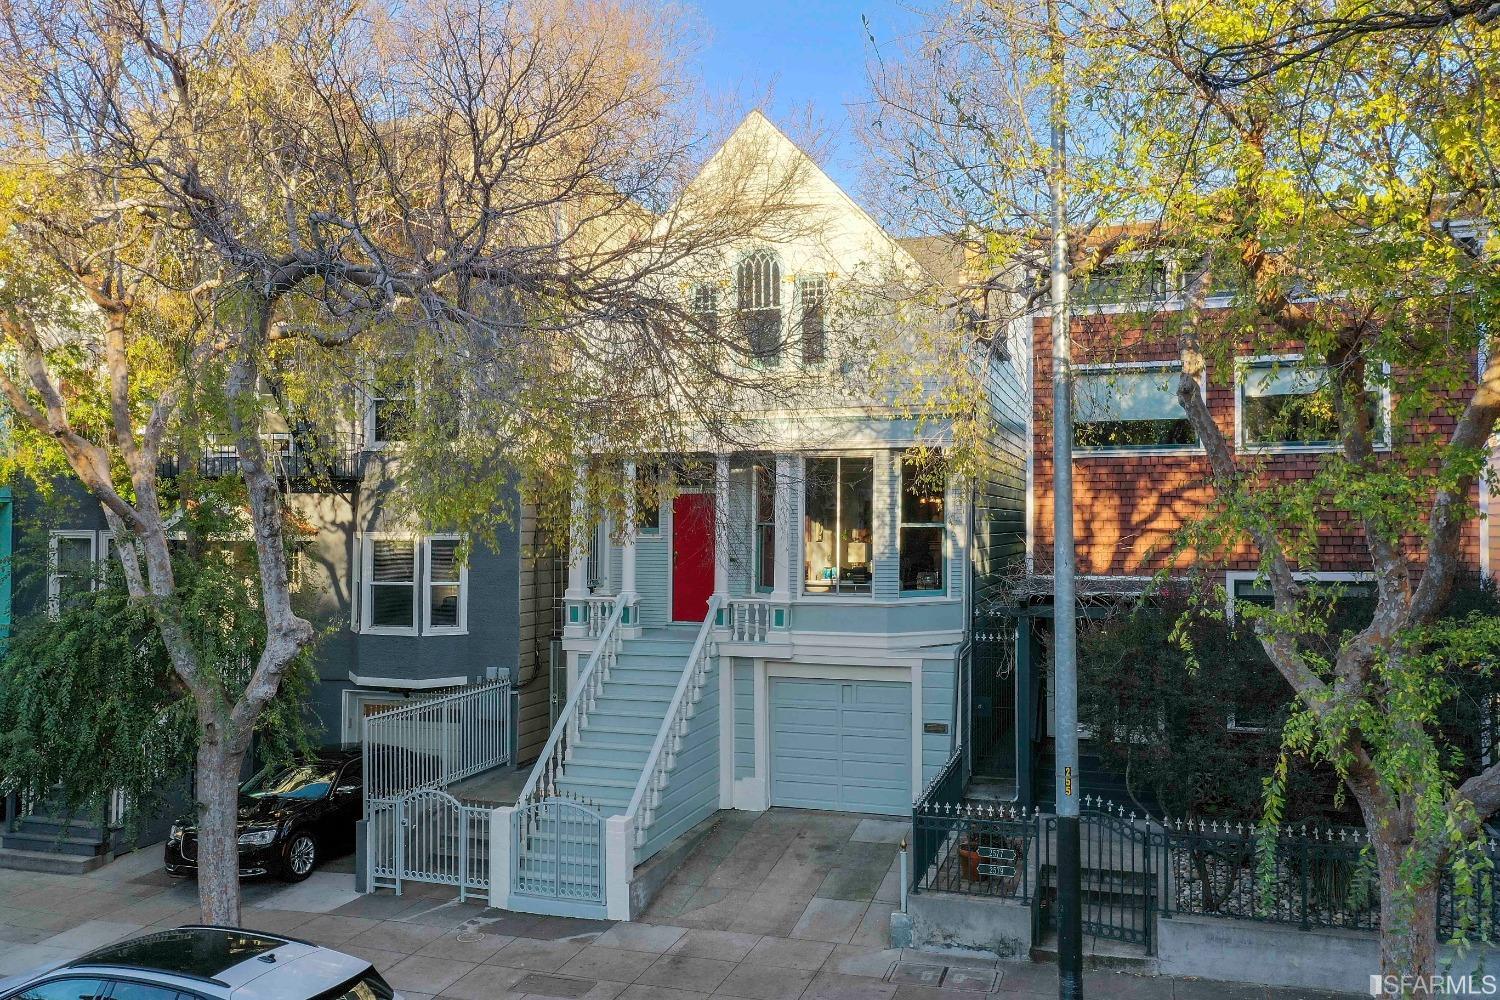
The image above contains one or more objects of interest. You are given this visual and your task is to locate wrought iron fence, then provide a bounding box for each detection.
[1161,819,1378,932]
[158,431,363,485]
[911,762,1500,947]
[913,800,1037,901]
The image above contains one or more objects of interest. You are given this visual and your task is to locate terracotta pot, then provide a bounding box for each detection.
[958,845,983,881]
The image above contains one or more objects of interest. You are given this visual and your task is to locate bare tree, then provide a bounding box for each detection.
[0,0,813,922]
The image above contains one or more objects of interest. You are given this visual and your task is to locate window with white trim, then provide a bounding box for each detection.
[738,250,783,365]
[798,277,827,364]
[1237,357,1389,451]
[1074,364,1196,452]
[752,462,775,593]
[367,379,412,447]
[424,536,466,632]
[358,535,469,636]
[899,453,946,594]
[803,456,873,595]
[48,530,100,615]
[1075,257,1174,307]
[1226,575,1376,731]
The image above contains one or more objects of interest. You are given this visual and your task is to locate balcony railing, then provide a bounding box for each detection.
[158,432,363,487]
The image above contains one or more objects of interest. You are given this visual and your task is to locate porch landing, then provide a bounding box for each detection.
[448,764,531,806]
[635,808,909,944]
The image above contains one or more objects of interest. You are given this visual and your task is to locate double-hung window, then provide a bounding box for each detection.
[1237,356,1389,452]
[752,462,776,592]
[691,284,720,338]
[368,379,412,448]
[359,535,467,635]
[803,457,874,595]
[798,277,827,364]
[48,530,101,615]
[899,454,946,594]
[1074,364,1196,452]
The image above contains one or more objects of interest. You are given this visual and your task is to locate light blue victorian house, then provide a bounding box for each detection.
[486,113,1027,919]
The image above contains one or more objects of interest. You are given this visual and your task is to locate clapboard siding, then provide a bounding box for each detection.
[922,654,958,786]
[639,659,720,861]
[727,467,753,596]
[973,313,1031,613]
[733,658,755,778]
[637,531,670,627]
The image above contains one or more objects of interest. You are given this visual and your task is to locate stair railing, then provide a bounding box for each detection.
[625,594,723,855]
[516,591,628,809]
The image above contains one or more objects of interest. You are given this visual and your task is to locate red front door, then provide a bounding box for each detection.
[672,493,716,622]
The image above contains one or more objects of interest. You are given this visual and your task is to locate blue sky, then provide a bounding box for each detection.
[689,0,921,201]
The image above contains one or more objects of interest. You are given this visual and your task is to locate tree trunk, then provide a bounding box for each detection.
[1372,824,1440,991]
[195,734,247,925]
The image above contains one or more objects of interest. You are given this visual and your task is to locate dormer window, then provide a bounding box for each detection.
[738,250,783,365]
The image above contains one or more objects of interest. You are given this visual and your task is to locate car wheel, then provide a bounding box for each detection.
[282,831,317,882]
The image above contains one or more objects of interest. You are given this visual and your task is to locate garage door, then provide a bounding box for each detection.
[770,678,912,816]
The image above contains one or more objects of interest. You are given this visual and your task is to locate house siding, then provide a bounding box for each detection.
[639,657,720,861]
[733,658,755,778]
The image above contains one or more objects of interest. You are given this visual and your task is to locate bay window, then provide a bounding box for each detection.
[1074,364,1196,452]
[753,462,775,592]
[803,457,873,595]
[899,454,946,593]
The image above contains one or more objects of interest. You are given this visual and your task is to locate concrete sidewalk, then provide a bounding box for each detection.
[0,845,1364,999]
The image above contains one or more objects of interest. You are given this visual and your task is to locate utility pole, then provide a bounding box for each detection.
[1046,0,1083,995]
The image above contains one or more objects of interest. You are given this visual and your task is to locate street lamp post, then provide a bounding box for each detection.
[1046,0,1083,995]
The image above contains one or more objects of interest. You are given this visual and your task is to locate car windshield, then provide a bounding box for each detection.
[242,763,339,800]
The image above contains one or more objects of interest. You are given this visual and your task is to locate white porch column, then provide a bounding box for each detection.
[621,460,638,597]
[771,453,794,602]
[565,458,589,601]
[714,452,731,597]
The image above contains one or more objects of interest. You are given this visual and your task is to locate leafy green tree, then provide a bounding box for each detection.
[867,0,1500,982]
[0,0,811,922]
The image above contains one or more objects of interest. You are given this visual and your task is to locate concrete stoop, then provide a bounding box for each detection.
[0,846,110,875]
[1030,931,1157,974]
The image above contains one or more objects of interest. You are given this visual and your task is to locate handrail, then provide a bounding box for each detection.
[516,592,628,807]
[625,594,723,851]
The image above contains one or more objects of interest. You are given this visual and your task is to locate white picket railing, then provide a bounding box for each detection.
[726,598,773,642]
[626,594,723,856]
[363,677,512,805]
[517,592,628,807]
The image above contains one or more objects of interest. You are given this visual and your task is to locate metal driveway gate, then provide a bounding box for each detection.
[511,797,606,915]
[368,788,490,900]
[1039,802,1158,953]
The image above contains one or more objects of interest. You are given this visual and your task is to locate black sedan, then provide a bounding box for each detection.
[166,747,363,882]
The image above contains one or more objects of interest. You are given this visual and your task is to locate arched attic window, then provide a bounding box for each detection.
[737,249,783,366]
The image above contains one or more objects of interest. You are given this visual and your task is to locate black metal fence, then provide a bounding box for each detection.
[911,754,1500,946]
[1161,819,1378,932]
[158,431,363,487]
[913,800,1038,901]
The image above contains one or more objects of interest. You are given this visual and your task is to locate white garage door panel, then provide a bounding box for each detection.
[770,678,912,816]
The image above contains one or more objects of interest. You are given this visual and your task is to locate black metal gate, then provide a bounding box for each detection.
[970,624,1017,780]
[1038,799,1158,953]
